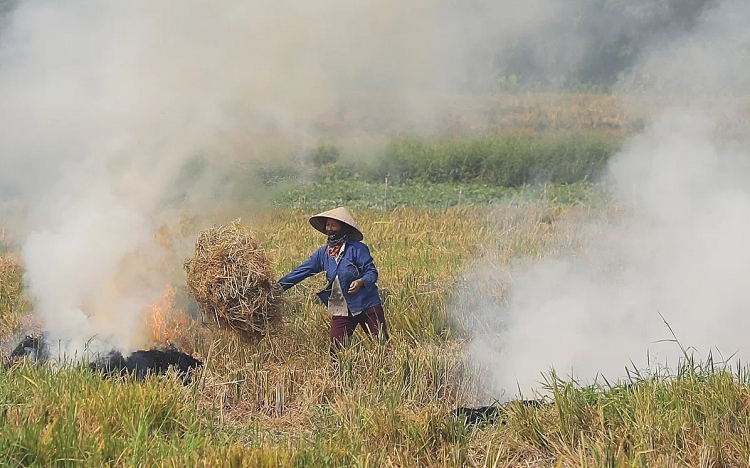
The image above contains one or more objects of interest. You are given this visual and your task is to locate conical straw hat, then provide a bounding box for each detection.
[309,206,364,241]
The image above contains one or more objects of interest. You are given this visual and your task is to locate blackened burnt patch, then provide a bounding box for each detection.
[452,399,552,425]
[6,335,203,383]
[8,334,47,362]
[453,405,505,425]
[90,346,203,383]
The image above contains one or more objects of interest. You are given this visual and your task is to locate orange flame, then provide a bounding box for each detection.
[155,225,173,249]
[143,285,193,353]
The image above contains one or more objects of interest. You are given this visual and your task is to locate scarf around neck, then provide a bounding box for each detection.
[326,228,348,256]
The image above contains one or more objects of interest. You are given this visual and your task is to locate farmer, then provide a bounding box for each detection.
[278,207,389,352]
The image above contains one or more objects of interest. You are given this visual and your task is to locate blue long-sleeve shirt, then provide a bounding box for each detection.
[278,240,382,313]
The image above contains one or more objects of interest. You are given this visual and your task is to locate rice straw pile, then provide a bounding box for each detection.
[184,220,281,339]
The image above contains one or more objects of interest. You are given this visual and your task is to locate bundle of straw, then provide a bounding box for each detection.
[184,220,281,339]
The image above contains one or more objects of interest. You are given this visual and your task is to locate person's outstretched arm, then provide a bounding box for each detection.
[278,248,324,291]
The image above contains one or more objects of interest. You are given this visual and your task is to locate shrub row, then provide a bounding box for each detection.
[170,132,623,205]
[372,133,621,186]
[305,132,623,188]
[273,181,607,211]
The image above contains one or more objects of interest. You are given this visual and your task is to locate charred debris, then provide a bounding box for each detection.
[5,334,203,383]
[452,399,553,426]
[453,382,647,426]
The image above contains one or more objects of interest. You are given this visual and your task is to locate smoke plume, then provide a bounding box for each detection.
[3,0,613,358]
[459,0,750,400]
[0,0,444,358]
[0,0,738,362]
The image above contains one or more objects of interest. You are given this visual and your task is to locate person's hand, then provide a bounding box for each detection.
[348,279,364,294]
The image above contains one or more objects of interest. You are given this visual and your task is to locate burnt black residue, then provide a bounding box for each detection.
[452,399,552,425]
[6,335,203,383]
[453,405,505,425]
[89,346,203,383]
[8,334,47,362]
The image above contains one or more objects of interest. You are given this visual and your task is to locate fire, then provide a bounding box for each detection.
[143,284,193,353]
[155,225,173,249]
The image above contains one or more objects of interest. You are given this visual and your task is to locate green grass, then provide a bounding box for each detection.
[0,364,212,467]
[485,356,750,467]
[260,132,624,188]
[368,132,622,186]
[273,180,609,211]
[169,131,625,208]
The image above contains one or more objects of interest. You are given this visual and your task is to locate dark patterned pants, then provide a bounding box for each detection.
[330,304,390,350]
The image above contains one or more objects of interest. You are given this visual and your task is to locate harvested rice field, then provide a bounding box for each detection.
[4,204,750,467]
[2,0,750,466]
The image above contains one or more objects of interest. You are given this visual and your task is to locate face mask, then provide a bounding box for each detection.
[326,228,348,247]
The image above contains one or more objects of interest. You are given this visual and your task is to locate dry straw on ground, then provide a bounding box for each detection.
[0,252,29,339]
[184,219,281,340]
[0,253,21,292]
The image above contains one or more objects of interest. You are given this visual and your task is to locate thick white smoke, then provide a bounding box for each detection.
[4,0,607,359]
[460,0,750,399]
[0,0,732,361]
[0,0,445,359]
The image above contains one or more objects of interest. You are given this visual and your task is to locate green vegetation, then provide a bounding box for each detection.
[321,133,622,186]
[167,130,625,210]
[169,91,750,211]
[274,181,608,211]
[476,357,750,467]
[382,132,619,186]
[0,364,214,467]
[250,131,621,211]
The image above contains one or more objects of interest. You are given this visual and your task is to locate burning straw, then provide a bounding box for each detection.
[184,219,281,339]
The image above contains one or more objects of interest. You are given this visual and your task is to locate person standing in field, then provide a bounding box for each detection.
[278,206,389,353]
